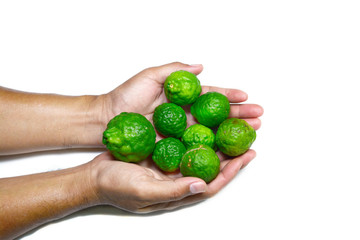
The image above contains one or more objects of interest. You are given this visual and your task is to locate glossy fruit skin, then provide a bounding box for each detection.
[152,137,186,172]
[216,118,256,156]
[164,70,202,106]
[180,144,220,183]
[153,103,187,138]
[181,124,216,150]
[190,92,230,128]
[102,112,156,163]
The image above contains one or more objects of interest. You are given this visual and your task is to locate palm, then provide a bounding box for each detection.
[107,70,197,142]
[96,152,169,182]
[95,147,257,213]
[109,71,261,136]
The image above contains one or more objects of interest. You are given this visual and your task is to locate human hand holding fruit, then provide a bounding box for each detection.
[99,62,203,134]
[99,62,262,142]
[89,147,257,213]
[96,62,263,211]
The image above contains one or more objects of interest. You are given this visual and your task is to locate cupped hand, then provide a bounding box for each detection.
[90,149,257,213]
[100,62,263,141]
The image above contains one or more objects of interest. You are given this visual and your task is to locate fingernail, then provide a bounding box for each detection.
[190,182,206,194]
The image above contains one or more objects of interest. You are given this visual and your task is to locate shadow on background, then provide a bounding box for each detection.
[20,202,202,239]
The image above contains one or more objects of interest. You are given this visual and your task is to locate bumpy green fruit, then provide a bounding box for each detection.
[181,124,216,150]
[191,92,230,128]
[153,103,187,138]
[180,144,220,183]
[152,137,186,172]
[216,118,256,156]
[103,112,156,162]
[164,70,202,106]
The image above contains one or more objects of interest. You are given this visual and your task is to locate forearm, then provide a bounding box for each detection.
[0,87,106,155]
[0,162,99,239]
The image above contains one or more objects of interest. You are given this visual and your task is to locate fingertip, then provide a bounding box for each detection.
[246,149,257,158]
[172,177,207,197]
[225,88,248,102]
[187,64,204,75]
[176,62,204,76]
[202,87,248,103]
[255,118,262,130]
[189,63,203,67]
[255,104,264,117]
[152,62,204,82]
[241,149,257,168]
[189,181,207,194]
[242,118,262,130]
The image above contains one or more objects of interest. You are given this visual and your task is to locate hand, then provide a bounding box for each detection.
[98,62,263,141]
[90,149,257,213]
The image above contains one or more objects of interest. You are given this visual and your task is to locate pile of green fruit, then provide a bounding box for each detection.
[102,70,256,183]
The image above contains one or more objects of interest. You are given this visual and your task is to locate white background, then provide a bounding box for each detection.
[1,0,360,239]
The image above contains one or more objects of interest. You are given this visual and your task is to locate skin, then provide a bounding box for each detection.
[0,62,263,239]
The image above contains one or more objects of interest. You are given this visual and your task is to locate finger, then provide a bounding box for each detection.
[241,118,262,130]
[143,177,207,204]
[140,150,257,213]
[93,151,116,162]
[137,194,206,213]
[219,150,256,169]
[216,151,229,161]
[229,104,264,118]
[240,150,256,169]
[138,150,257,213]
[201,86,248,103]
[149,62,204,84]
[207,149,256,196]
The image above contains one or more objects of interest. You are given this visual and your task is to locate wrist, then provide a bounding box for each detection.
[52,163,102,211]
[85,155,109,206]
[68,95,108,148]
[79,161,103,207]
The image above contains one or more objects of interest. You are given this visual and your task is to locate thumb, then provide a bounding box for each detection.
[149,177,207,203]
[149,62,203,84]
